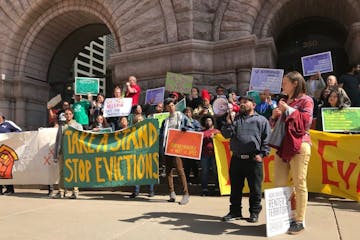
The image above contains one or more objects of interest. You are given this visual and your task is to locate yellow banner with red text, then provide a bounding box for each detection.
[214,130,360,202]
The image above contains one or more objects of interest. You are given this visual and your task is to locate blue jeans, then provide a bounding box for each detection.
[134,184,154,193]
[201,155,217,191]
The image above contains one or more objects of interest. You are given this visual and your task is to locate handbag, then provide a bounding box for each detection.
[268,118,285,149]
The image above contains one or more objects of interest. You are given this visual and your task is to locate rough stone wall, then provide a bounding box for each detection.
[1,0,360,129]
[253,0,360,39]
[218,0,262,40]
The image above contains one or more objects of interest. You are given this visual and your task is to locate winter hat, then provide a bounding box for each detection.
[201,89,211,101]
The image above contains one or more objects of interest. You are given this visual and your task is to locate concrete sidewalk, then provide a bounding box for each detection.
[0,189,358,240]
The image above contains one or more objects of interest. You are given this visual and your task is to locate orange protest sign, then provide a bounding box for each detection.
[165,129,203,160]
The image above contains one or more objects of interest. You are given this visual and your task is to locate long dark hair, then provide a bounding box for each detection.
[324,88,347,109]
[285,71,306,99]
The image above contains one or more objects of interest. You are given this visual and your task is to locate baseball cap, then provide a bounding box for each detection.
[238,95,255,102]
[169,92,179,98]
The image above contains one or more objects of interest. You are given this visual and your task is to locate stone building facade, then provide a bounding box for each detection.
[0,0,360,129]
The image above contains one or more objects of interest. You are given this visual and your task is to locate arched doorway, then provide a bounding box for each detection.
[276,17,348,77]
[47,23,113,103]
[2,2,120,129]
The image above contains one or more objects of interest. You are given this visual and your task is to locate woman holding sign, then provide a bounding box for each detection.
[270,71,313,234]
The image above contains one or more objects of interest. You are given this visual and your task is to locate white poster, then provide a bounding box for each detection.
[265,187,295,237]
[249,68,284,94]
[0,128,59,185]
[103,97,133,117]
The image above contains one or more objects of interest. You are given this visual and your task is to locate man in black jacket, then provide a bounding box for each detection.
[221,96,271,223]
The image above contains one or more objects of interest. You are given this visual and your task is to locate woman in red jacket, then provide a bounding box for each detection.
[270,71,313,235]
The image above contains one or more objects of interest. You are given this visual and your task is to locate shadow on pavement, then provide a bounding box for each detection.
[308,193,360,212]
[119,212,266,237]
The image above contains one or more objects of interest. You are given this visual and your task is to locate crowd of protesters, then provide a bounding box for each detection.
[1,67,359,235]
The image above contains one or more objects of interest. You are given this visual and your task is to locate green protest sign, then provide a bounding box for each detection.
[62,119,159,188]
[75,77,100,95]
[175,98,186,112]
[165,72,193,93]
[322,107,360,132]
[151,112,169,128]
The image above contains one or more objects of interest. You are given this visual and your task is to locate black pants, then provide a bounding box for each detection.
[229,156,263,215]
[182,158,199,182]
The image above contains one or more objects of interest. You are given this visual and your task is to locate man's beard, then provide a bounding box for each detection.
[239,105,248,115]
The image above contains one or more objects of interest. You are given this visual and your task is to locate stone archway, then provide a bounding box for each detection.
[0,0,120,129]
[253,0,360,63]
[253,0,360,39]
[0,0,180,129]
[276,17,349,76]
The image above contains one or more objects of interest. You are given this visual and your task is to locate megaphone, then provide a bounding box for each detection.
[212,97,229,116]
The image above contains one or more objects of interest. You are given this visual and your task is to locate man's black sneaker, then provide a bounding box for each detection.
[288,222,304,234]
[3,189,15,195]
[222,212,242,221]
[129,192,139,198]
[247,213,259,223]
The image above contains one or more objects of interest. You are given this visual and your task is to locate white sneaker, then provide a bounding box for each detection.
[179,194,190,205]
[52,192,64,199]
[168,191,176,202]
[69,192,79,199]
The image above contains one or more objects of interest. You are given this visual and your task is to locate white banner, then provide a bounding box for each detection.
[0,128,59,185]
[103,97,133,117]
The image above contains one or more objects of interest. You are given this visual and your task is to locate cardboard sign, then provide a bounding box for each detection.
[249,68,284,94]
[265,187,295,237]
[165,72,193,94]
[47,94,62,109]
[165,129,203,160]
[103,98,133,117]
[301,51,333,76]
[145,87,165,105]
[75,77,100,95]
[322,107,360,132]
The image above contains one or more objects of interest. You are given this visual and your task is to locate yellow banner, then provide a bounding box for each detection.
[214,130,360,202]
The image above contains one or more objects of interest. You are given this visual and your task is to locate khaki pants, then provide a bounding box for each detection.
[274,143,311,222]
[164,156,189,195]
